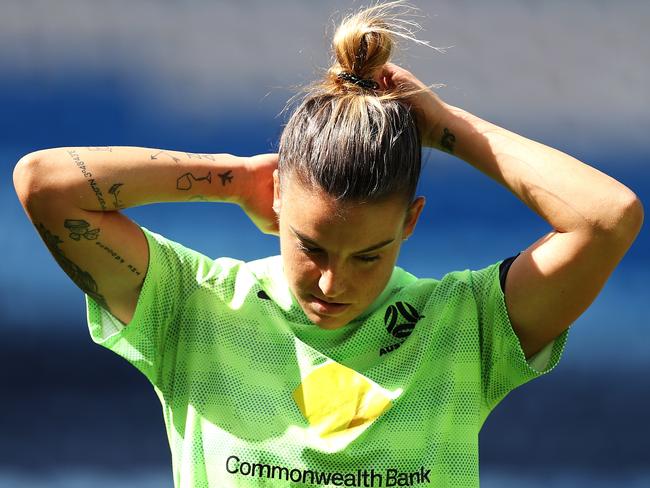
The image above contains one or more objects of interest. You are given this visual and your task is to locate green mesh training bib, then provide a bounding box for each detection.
[85,226,569,488]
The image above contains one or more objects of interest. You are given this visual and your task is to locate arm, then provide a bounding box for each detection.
[18,146,251,209]
[429,105,643,360]
[13,147,277,325]
[379,63,644,359]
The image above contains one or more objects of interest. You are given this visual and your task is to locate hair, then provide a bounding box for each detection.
[277,0,441,205]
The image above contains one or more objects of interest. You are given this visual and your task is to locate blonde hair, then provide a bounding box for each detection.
[278,0,441,204]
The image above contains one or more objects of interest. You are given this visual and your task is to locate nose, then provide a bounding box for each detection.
[318,262,347,300]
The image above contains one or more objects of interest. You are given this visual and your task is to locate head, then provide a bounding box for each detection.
[274,1,427,329]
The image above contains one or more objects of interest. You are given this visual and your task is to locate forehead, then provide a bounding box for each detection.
[280,175,407,245]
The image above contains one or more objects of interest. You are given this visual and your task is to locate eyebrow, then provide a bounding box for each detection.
[290,226,395,254]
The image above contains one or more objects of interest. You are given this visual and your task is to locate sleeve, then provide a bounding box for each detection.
[499,252,520,293]
[470,255,570,412]
[84,225,204,389]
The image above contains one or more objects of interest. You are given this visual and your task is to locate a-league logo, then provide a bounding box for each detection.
[383,301,424,339]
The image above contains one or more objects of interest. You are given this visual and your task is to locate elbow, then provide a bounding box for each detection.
[604,192,644,244]
[13,154,35,198]
[15,150,46,170]
[625,195,644,235]
[13,152,50,203]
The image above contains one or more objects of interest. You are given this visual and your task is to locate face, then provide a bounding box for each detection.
[273,172,425,330]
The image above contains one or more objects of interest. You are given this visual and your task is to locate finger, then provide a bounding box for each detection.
[377,68,395,91]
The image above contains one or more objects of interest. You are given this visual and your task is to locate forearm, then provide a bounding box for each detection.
[429,104,643,235]
[14,146,246,210]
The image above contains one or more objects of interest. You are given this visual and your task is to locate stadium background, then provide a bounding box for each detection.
[1,1,648,486]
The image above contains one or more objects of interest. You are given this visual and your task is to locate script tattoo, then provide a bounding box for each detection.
[176,171,212,191]
[67,149,108,210]
[218,170,233,186]
[94,241,141,275]
[440,128,456,153]
[61,218,142,276]
[108,183,125,209]
[36,222,110,311]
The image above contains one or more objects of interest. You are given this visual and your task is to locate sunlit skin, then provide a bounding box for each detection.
[273,171,425,330]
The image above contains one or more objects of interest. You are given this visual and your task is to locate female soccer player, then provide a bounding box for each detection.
[13,1,643,487]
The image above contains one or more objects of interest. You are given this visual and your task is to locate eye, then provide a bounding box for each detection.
[356,254,380,263]
[297,242,321,254]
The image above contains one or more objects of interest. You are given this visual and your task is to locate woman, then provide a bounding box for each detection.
[13,1,643,487]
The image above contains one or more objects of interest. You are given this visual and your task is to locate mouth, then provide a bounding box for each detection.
[308,295,351,316]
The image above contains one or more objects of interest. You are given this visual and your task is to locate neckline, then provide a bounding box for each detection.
[262,256,403,347]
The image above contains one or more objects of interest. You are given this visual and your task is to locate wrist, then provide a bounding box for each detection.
[236,153,272,208]
[202,153,245,204]
[226,154,250,206]
[423,101,458,151]
[418,95,450,149]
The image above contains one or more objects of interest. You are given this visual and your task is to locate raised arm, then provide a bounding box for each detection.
[378,63,644,359]
[13,147,277,325]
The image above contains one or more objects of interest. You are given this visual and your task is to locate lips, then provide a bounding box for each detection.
[309,295,350,315]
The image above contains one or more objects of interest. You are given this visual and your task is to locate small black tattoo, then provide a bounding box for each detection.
[441,128,456,153]
[176,171,212,191]
[218,170,233,186]
[36,222,110,310]
[150,150,180,163]
[108,183,125,209]
[64,219,100,241]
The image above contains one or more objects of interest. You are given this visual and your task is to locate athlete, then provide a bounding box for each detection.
[12,1,643,487]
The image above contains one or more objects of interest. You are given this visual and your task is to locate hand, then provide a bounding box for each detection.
[239,153,279,235]
[375,62,448,148]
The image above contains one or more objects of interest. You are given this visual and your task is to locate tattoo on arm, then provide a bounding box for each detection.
[108,183,125,209]
[64,219,100,240]
[176,171,212,191]
[441,128,456,153]
[94,241,142,276]
[62,218,143,276]
[185,152,216,161]
[36,222,111,311]
[150,150,180,163]
[218,170,233,186]
[67,149,108,211]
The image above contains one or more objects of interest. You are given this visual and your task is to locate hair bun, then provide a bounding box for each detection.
[332,12,392,81]
[326,1,431,93]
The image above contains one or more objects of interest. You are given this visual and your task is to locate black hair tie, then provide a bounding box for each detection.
[337,71,380,90]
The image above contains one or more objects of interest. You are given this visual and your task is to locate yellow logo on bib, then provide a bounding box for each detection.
[292,360,394,449]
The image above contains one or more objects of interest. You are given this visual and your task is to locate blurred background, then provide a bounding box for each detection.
[1,0,648,486]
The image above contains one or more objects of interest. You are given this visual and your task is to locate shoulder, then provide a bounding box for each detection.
[394,264,474,296]
[392,260,508,310]
[139,225,265,289]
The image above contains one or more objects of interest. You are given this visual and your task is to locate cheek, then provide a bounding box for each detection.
[361,260,396,296]
[284,249,319,288]
[368,266,391,291]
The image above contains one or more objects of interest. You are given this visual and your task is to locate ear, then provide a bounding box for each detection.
[402,196,425,240]
[272,169,281,215]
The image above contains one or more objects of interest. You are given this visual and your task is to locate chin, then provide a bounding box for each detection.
[303,308,351,330]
